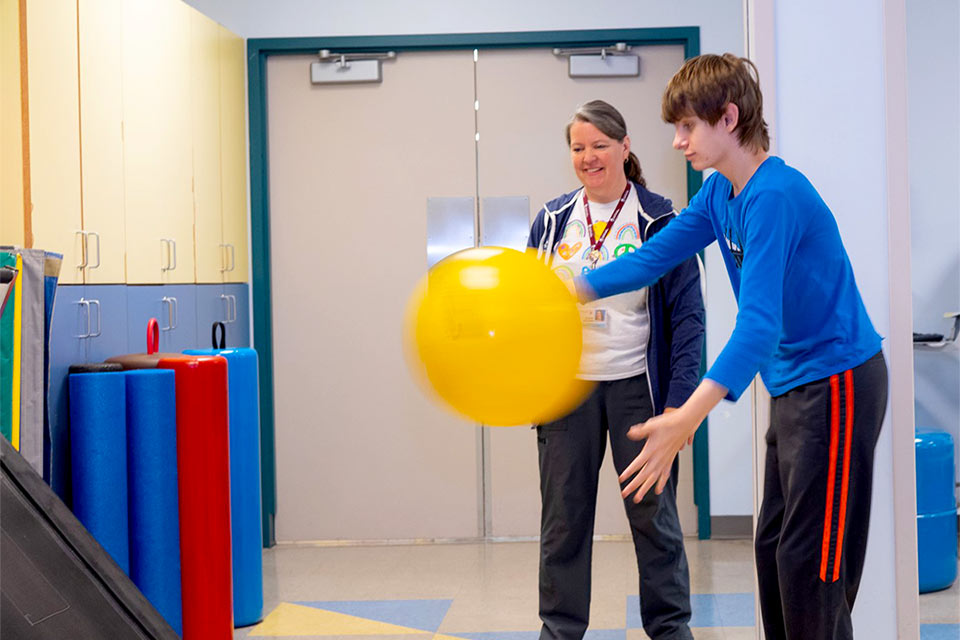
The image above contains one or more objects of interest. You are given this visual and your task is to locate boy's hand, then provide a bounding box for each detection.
[662,407,695,449]
[618,379,727,503]
[619,409,698,502]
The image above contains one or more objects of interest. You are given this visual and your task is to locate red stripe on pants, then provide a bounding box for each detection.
[820,374,840,582]
[833,369,855,581]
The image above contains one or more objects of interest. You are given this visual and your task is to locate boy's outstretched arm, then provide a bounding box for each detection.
[618,378,728,502]
[578,203,715,302]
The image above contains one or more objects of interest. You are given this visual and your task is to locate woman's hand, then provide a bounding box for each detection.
[618,379,728,503]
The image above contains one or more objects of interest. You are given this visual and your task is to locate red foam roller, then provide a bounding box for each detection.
[157,355,233,640]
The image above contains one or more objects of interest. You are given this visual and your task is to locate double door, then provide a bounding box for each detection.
[267,45,690,541]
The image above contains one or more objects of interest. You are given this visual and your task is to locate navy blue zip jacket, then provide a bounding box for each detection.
[527,182,705,414]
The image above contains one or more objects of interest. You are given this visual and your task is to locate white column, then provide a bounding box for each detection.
[745,0,918,638]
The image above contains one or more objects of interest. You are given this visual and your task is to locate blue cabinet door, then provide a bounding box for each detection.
[84,285,128,363]
[47,284,88,501]
[126,285,199,354]
[163,285,198,352]
[224,283,250,348]
[196,284,227,350]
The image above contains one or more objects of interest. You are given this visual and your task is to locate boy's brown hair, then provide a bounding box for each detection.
[662,53,770,152]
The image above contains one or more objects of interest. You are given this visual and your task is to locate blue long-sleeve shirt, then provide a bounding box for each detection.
[581,156,881,400]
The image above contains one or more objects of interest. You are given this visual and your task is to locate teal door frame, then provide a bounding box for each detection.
[246,27,710,546]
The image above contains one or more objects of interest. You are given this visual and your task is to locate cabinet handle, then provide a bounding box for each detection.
[161,296,174,331]
[220,294,230,322]
[219,244,228,272]
[161,239,170,271]
[73,298,91,338]
[170,296,178,330]
[227,244,236,272]
[229,294,237,323]
[88,299,102,337]
[76,231,87,269]
[161,239,178,272]
[86,231,101,270]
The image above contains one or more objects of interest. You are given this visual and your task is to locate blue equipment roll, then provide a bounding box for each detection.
[185,347,263,626]
[915,429,958,593]
[126,369,183,634]
[68,370,129,573]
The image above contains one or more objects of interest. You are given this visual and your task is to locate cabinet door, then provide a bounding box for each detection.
[121,0,195,284]
[47,284,88,500]
[24,0,83,284]
[223,282,249,348]
[83,284,128,362]
[78,0,126,284]
[126,284,198,355]
[195,283,226,349]
[1,0,25,247]
[191,8,224,284]
[219,25,248,284]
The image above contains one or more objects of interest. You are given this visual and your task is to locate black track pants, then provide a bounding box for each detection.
[755,351,888,640]
[537,374,693,640]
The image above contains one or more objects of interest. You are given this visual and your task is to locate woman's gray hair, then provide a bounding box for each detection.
[565,100,646,187]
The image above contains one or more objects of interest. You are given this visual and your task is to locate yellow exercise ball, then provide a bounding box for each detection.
[404,246,592,427]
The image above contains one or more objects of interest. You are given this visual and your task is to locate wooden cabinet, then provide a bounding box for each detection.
[192,8,224,283]
[121,0,195,284]
[1,0,25,248]
[20,0,248,287]
[77,0,126,284]
[24,0,84,284]
[219,26,249,284]
[194,19,249,284]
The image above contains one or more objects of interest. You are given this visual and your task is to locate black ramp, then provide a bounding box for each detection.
[1,437,179,639]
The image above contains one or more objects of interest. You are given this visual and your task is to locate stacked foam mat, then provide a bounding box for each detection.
[62,333,264,638]
[0,247,62,477]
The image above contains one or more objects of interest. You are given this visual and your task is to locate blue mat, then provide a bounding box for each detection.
[126,369,182,635]
[68,371,129,573]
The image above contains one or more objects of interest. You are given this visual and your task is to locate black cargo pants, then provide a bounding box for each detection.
[537,373,693,640]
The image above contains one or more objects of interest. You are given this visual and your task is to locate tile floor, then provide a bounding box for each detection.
[234,538,958,639]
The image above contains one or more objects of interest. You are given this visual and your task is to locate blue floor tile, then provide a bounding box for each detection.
[626,592,755,628]
[457,631,623,640]
[921,623,960,640]
[295,599,452,632]
[455,632,541,640]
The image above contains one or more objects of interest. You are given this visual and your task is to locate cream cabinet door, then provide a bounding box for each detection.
[78,0,126,284]
[1,0,25,248]
[190,7,223,284]
[219,26,248,284]
[24,0,83,284]
[122,0,195,284]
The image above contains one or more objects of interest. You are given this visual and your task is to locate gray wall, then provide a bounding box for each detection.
[182,0,761,518]
[907,0,960,491]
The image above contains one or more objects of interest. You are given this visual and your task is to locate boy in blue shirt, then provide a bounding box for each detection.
[576,54,888,640]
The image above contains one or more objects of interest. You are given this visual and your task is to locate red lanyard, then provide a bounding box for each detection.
[583,183,631,266]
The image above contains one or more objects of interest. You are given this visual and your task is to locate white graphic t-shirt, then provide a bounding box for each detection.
[551,186,651,381]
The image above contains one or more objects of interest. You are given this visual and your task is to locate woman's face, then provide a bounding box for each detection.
[569,120,630,199]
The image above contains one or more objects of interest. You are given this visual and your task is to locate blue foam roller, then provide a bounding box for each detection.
[68,371,130,573]
[126,369,183,634]
[185,347,263,626]
[918,510,959,593]
[915,429,956,514]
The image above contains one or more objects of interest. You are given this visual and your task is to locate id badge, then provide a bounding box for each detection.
[580,307,608,329]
